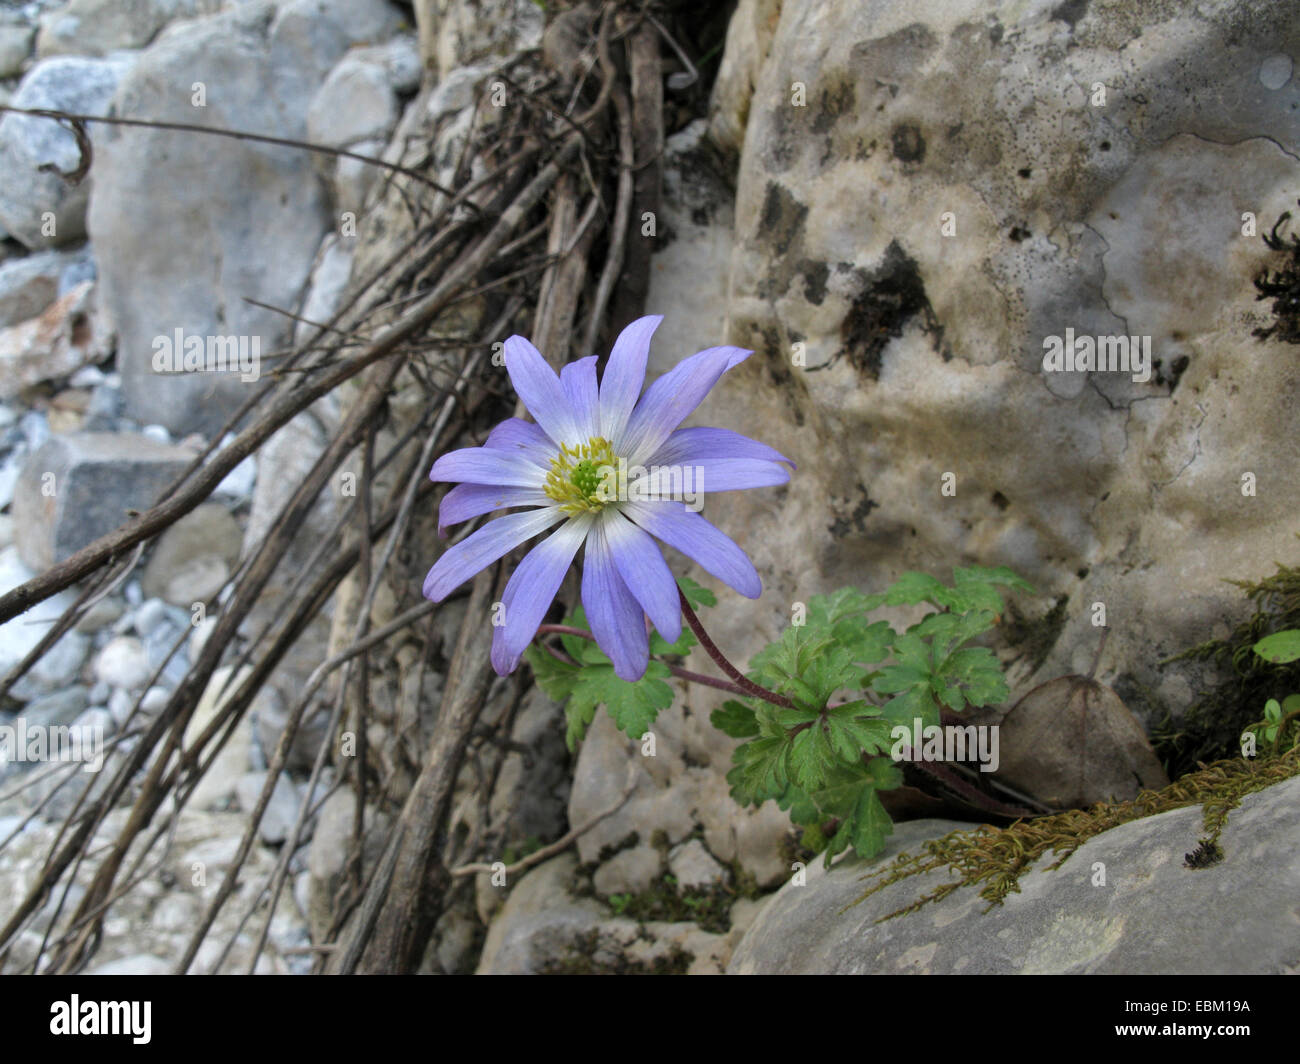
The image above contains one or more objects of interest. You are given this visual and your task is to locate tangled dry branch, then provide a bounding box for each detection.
[0,0,665,975]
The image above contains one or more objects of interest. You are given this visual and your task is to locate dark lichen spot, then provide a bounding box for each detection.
[991,491,1010,511]
[1051,0,1089,29]
[596,831,640,864]
[1008,225,1031,242]
[891,123,926,163]
[1099,140,1111,151]
[1077,567,1089,579]
[1167,354,1190,392]
[1253,202,1300,344]
[835,241,942,379]
[829,492,879,537]
[1003,595,1069,674]
[798,259,830,305]
[1017,166,1032,178]
[757,181,808,258]
[811,77,857,135]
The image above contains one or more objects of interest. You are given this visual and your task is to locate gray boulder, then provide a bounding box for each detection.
[86,3,335,434]
[729,774,1300,974]
[36,0,223,58]
[0,54,135,249]
[12,432,196,571]
[0,19,34,79]
[0,246,94,329]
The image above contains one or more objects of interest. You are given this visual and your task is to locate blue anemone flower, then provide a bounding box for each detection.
[423,315,793,680]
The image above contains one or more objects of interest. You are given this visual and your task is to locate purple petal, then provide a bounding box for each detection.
[423,507,566,602]
[438,483,551,537]
[561,356,600,441]
[631,459,789,497]
[646,427,795,469]
[430,446,547,488]
[604,511,681,643]
[504,335,581,445]
[491,514,593,674]
[620,346,752,463]
[582,521,650,681]
[485,418,555,467]
[599,315,662,451]
[622,500,761,598]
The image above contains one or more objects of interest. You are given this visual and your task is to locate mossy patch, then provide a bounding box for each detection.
[605,873,734,933]
[847,746,1300,922]
[538,930,694,975]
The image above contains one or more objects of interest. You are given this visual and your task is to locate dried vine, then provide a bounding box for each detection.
[0,0,670,975]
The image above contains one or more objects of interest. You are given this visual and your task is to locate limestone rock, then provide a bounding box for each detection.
[0,246,93,329]
[729,775,1300,974]
[0,20,34,78]
[592,845,662,897]
[0,282,113,400]
[12,432,196,572]
[36,0,223,57]
[0,54,134,249]
[183,666,255,809]
[693,0,1300,749]
[141,502,241,608]
[668,838,729,891]
[86,4,332,434]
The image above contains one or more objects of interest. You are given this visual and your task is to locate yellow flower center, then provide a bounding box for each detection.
[545,437,620,514]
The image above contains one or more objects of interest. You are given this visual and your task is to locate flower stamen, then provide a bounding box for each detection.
[545,437,620,514]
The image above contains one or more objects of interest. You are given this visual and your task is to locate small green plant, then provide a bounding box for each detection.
[1246,629,1300,753]
[720,567,1031,866]
[527,567,1032,865]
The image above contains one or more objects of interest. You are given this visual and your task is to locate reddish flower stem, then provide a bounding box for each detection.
[676,588,795,709]
[535,601,795,711]
[537,633,761,701]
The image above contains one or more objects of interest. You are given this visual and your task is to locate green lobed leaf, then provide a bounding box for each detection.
[935,645,1009,709]
[524,644,581,703]
[824,783,893,864]
[557,605,609,666]
[909,609,997,654]
[804,589,894,661]
[650,625,697,656]
[954,564,1035,594]
[878,686,941,731]
[822,701,895,762]
[883,571,950,607]
[776,780,821,825]
[807,760,901,865]
[565,695,599,752]
[788,725,838,791]
[711,699,760,738]
[567,660,674,742]
[748,626,860,709]
[677,575,717,611]
[726,734,789,806]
